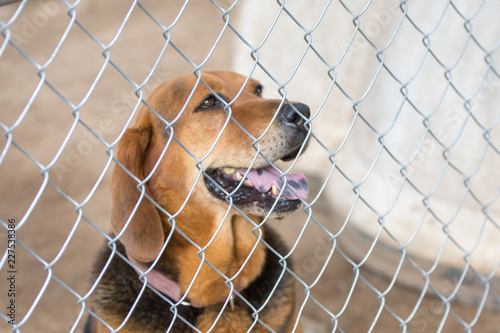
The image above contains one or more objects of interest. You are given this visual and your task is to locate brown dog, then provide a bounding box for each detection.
[85,71,310,332]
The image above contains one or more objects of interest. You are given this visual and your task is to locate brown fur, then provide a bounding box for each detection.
[85,71,309,332]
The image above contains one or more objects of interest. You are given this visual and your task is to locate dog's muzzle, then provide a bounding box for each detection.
[204,102,311,216]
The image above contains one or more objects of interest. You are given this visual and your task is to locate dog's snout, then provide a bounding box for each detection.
[279,103,310,128]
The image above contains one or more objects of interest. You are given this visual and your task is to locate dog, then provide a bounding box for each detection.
[85,71,310,332]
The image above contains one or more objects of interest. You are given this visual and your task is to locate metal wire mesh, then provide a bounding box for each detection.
[0,0,499,332]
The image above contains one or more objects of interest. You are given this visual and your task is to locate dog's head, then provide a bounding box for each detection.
[110,71,310,261]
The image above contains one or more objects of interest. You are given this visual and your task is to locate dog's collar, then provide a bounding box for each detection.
[126,251,236,309]
[125,250,202,307]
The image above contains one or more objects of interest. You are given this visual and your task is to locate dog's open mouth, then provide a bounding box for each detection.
[204,164,309,214]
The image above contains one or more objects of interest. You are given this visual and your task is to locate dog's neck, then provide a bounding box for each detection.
[139,211,266,307]
[126,247,246,309]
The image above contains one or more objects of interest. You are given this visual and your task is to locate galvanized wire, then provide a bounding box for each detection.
[0,0,499,332]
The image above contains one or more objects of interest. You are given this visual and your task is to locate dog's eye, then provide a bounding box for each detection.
[254,85,263,97]
[197,96,217,110]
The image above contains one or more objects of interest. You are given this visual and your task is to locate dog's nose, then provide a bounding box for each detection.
[279,103,310,128]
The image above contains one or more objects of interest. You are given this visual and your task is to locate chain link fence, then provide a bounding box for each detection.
[1,0,499,332]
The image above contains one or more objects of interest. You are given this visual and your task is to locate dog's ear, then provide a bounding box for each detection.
[110,126,164,262]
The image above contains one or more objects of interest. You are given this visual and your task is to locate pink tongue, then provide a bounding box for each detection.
[237,166,308,200]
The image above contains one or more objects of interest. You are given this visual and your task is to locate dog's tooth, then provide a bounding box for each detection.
[244,179,253,186]
[235,172,243,180]
[222,168,236,174]
[271,184,279,196]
